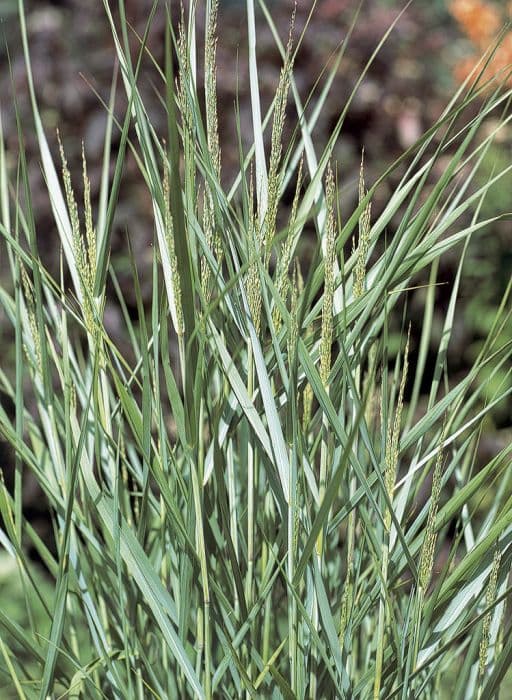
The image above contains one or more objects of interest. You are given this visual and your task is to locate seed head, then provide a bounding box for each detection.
[353,151,371,299]
[163,158,184,338]
[479,548,502,680]
[320,162,337,389]
[419,421,446,590]
[384,326,410,528]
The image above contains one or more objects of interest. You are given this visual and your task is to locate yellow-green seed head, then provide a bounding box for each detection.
[320,162,336,389]
[419,422,446,590]
[262,7,295,257]
[384,327,410,527]
[163,158,184,338]
[479,548,502,679]
[353,152,371,299]
[20,262,41,371]
[273,156,303,331]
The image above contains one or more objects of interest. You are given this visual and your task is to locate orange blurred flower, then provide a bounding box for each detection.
[449,0,501,47]
[449,0,512,86]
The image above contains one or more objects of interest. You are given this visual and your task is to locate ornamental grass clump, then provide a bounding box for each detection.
[0,2,511,699]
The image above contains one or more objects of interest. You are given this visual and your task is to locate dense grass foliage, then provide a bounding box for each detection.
[0,1,511,698]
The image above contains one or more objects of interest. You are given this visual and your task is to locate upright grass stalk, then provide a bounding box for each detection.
[342,153,372,667]
[309,162,336,699]
[317,162,337,561]
[244,175,259,618]
[374,329,409,700]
